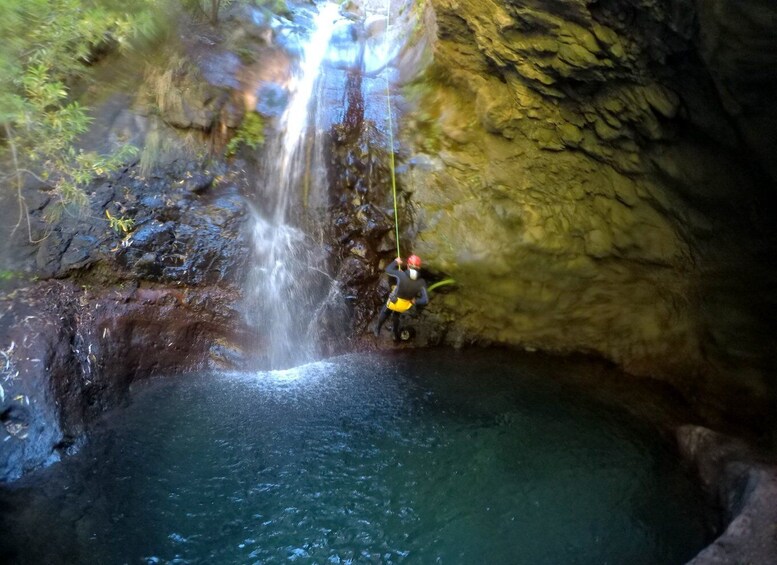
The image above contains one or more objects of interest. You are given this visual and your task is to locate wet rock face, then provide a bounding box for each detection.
[695,0,777,182]
[1,131,255,484]
[25,159,251,286]
[390,0,777,421]
[0,281,250,482]
[326,121,398,335]
[677,425,777,564]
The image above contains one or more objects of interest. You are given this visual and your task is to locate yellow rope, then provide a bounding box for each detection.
[382,2,457,295]
[385,0,400,259]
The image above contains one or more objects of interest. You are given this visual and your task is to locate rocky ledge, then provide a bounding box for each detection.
[678,425,777,564]
[0,281,250,482]
[1,153,256,482]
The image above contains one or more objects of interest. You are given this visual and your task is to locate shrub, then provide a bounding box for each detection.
[226,112,266,156]
[0,0,159,234]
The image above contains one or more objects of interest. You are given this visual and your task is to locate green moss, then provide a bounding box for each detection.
[227,112,266,156]
[403,80,443,154]
[411,0,428,42]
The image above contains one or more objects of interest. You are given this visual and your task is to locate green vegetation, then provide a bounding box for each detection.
[226,112,266,156]
[0,0,290,238]
[0,0,159,234]
[105,209,136,234]
[261,0,290,18]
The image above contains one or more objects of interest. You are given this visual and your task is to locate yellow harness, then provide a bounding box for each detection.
[387,296,414,313]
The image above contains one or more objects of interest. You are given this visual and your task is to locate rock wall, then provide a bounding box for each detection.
[678,425,777,564]
[0,150,255,482]
[389,0,777,423]
[0,282,247,482]
[695,0,777,183]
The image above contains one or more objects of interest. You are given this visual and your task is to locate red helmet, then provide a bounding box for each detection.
[407,255,422,269]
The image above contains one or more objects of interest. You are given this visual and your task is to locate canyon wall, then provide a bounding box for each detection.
[388,0,776,422]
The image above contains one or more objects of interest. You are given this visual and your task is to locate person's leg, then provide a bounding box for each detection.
[391,312,401,341]
[374,305,390,336]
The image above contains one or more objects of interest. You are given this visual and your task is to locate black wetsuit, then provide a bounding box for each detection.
[375,260,429,340]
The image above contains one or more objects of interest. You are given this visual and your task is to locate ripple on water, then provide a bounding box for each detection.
[0,350,711,564]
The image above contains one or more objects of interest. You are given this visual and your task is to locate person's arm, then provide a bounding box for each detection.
[385,257,402,276]
[415,286,429,306]
[384,258,402,302]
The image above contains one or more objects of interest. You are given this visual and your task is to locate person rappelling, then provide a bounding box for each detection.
[371,11,448,342]
[374,255,428,341]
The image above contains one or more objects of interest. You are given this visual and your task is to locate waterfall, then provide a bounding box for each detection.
[247,2,342,369]
[246,1,402,369]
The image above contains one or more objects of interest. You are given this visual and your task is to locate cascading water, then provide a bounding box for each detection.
[247,2,344,369]
[246,1,404,368]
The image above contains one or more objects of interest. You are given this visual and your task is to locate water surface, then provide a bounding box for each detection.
[0,349,711,564]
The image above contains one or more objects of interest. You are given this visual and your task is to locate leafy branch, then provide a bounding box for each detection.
[0,0,159,238]
[226,111,266,156]
[105,209,136,234]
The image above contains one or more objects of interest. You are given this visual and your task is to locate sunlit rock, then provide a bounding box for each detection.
[388,0,776,424]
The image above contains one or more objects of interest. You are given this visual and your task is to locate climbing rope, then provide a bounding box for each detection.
[384,0,401,259]
[382,2,457,295]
